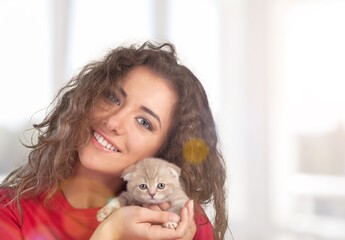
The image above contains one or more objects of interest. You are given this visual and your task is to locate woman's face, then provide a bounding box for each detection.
[78,66,177,177]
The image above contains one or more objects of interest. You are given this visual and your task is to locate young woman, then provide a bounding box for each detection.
[0,42,228,239]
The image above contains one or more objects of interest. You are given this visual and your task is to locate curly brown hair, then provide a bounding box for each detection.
[1,41,228,239]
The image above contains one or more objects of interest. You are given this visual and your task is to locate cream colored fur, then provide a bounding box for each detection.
[97,157,189,228]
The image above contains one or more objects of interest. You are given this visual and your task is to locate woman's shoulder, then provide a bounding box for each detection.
[0,187,15,204]
[193,204,214,240]
[0,187,22,228]
[0,187,44,211]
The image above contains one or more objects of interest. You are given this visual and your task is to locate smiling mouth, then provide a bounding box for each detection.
[93,131,120,152]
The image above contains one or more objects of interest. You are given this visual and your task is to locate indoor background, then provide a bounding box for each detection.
[1,0,344,239]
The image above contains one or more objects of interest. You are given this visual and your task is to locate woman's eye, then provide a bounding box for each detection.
[106,91,120,105]
[139,184,147,190]
[136,117,152,130]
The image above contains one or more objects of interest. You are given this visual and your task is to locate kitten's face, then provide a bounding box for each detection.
[123,158,181,204]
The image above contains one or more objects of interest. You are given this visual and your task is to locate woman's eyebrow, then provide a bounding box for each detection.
[120,87,161,129]
[140,106,161,129]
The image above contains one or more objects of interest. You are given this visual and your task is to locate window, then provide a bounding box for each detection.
[270,1,345,239]
[0,0,51,177]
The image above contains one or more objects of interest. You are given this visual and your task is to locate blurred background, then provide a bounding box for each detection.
[1,0,345,239]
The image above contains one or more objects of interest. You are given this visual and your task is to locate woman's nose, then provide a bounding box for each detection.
[103,108,129,135]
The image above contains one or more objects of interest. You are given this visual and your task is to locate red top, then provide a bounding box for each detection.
[0,189,214,239]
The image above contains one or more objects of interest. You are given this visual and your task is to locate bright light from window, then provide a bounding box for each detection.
[0,0,52,130]
[67,0,154,77]
[167,0,221,116]
[283,1,345,134]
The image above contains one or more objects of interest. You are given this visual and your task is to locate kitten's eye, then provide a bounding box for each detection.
[106,91,120,105]
[136,117,153,130]
[157,183,165,189]
[139,184,147,190]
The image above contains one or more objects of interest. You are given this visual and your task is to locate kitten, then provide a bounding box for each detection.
[97,157,190,229]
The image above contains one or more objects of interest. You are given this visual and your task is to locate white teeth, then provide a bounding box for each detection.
[101,140,107,147]
[93,131,119,152]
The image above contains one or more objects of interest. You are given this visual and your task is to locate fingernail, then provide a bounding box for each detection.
[190,200,194,210]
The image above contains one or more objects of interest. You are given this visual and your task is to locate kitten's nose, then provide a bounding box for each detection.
[149,192,156,198]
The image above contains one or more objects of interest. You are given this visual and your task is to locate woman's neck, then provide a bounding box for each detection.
[60,164,124,209]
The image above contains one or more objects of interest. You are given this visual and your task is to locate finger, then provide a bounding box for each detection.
[143,202,171,211]
[189,219,197,234]
[143,204,162,211]
[186,200,194,220]
[175,200,194,235]
[136,207,180,224]
[176,219,196,240]
[146,225,182,240]
[158,202,171,210]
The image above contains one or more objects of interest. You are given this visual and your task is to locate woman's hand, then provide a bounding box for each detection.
[144,201,196,240]
[90,200,195,240]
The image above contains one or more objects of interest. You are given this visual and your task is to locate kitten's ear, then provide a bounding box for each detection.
[168,163,181,178]
[122,165,136,181]
[122,172,132,181]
